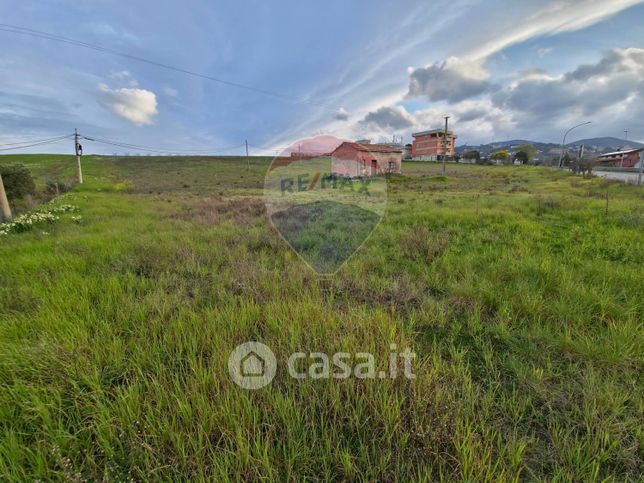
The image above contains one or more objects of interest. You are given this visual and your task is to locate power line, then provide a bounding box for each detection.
[0,23,331,110]
[0,129,279,157]
[0,130,260,156]
[82,134,243,153]
[81,134,245,155]
[0,134,73,147]
[0,134,73,152]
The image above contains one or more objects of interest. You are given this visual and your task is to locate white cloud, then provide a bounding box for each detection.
[361,47,644,144]
[407,57,492,103]
[465,0,643,61]
[361,106,414,131]
[250,0,644,150]
[333,107,350,121]
[98,83,158,126]
[356,100,512,145]
[493,48,644,127]
[344,47,644,145]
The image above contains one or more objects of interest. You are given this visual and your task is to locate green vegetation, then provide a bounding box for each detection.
[271,200,380,274]
[0,164,36,200]
[516,144,538,164]
[1,155,643,480]
[491,150,510,162]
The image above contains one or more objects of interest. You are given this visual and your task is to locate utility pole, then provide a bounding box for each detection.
[558,121,591,168]
[245,139,249,172]
[0,173,12,222]
[442,116,450,176]
[74,128,83,184]
[620,130,628,168]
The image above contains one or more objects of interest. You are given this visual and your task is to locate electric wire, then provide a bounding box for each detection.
[0,24,332,110]
[0,134,73,147]
[0,134,73,152]
[0,131,268,156]
[81,135,245,155]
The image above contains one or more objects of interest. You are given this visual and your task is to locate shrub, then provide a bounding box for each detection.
[0,164,36,200]
[45,180,75,196]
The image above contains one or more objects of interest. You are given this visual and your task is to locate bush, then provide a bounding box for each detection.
[0,164,36,200]
[45,180,74,196]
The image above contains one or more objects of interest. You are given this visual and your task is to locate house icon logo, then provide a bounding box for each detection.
[228,341,277,389]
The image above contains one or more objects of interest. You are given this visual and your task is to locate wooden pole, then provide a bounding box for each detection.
[75,128,83,184]
[442,116,450,176]
[0,173,12,222]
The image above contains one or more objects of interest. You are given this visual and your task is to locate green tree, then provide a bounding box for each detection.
[513,151,529,164]
[517,144,537,163]
[0,164,36,200]
[561,152,573,167]
[491,150,509,160]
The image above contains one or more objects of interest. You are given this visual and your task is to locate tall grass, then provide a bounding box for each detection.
[0,156,642,480]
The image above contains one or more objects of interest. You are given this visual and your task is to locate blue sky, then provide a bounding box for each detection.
[1,0,643,154]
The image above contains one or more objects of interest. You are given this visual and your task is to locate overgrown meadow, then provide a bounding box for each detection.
[1,154,642,480]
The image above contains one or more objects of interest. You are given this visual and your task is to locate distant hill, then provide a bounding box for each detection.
[481,139,538,148]
[457,140,559,158]
[457,137,642,159]
[567,137,643,150]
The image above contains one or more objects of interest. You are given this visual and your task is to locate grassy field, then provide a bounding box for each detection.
[1,154,643,480]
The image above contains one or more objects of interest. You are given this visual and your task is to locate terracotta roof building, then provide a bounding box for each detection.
[597,148,642,168]
[331,142,402,176]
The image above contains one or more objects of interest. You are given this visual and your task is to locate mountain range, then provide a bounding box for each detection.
[456,137,643,159]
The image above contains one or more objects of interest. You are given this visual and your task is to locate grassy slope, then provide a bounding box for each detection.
[0,155,643,480]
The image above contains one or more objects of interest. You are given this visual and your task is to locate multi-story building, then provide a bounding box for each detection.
[411,129,456,161]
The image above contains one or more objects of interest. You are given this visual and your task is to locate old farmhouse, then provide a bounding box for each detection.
[331,142,402,177]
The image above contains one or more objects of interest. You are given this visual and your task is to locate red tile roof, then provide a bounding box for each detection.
[332,141,402,154]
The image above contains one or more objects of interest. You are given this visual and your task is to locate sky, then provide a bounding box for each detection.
[1,0,643,155]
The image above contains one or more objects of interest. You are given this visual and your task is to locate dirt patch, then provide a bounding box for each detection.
[321,273,440,317]
[171,196,266,226]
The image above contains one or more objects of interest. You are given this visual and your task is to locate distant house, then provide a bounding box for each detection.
[331,142,402,176]
[403,143,412,160]
[412,129,456,160]
[597,148,642,168]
